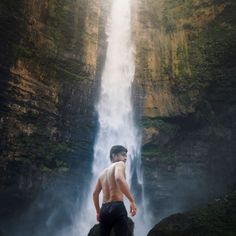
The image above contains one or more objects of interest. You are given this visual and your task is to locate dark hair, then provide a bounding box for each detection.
[110,145,128,161]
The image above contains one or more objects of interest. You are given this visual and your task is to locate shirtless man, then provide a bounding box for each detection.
[93,145,137,236]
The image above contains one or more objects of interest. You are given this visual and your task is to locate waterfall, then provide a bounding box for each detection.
[69,0,151,235]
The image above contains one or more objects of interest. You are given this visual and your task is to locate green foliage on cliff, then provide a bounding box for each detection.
[10,0,91,82]
[140,117,179,165]
[14,44,34,58]
[193,191,236,235]
[164,0,236,91]
[47,0,82,49]
[143,0,236,95]
[149,191,236,236]
[142,145,177,166]
[162,0,193,33]
[189,16,236,86]
[0,0,97,187]
[141,117,178,131]
[142,146,161,156]
[140,0,235,114]
[15,133,77,173]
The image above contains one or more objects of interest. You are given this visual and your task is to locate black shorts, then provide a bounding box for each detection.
[99,201,128,236]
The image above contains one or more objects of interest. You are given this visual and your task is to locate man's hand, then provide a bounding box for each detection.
[130,201,137,217]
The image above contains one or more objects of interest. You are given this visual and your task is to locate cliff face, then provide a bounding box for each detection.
[0,0,103,231]
[133,0,236,224]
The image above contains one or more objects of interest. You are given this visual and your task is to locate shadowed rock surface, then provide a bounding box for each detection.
[88,218,134,236]
[147,191,236,236]
[0,0,106,235]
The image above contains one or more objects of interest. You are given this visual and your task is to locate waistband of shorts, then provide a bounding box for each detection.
[102,201,124,205]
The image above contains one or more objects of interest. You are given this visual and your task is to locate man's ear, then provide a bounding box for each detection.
[112,153,116,161]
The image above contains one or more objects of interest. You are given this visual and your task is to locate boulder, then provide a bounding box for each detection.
[147,191,236,236]
[88,217,134,236]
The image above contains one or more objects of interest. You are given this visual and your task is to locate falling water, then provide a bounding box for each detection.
[70,0,151,235]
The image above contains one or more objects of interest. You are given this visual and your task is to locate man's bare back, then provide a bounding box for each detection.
[99,161,126,203]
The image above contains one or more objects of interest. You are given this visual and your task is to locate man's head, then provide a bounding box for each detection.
[110,145,128,163]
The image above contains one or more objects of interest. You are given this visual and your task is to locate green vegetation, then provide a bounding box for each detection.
[192,191,236,235]
[152,191,236,235]
[161,63,172,77]
[14,44,34,58]
[140,117,179,135]
[140,117,180,166]
[188,17,236,86]
[7,0,92,82]
[162,15,177,34]
[182,23,194,31]
[0,0,96,183]
[186,1,234,89]
[15,133,78,173]
[156,0,236,92]
[136,42,153,81]
[142,146,161,156]
[47,0,76,49]
[142,144,177,166]
[161,0,193,33]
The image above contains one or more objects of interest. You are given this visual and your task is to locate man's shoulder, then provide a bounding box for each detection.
[100,167,108,175]
[113,161,125,168]
[101,162,125,174]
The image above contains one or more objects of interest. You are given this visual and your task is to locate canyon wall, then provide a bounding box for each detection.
[0,0,235,234]
[133,0,236,224]
[0,0,106,234]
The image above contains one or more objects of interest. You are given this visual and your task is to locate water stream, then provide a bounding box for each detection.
[71,0,150,235]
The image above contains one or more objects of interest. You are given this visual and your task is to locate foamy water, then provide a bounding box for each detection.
[68,0,151,235]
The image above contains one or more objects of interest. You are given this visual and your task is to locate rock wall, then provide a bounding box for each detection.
[132,0,236,224]
[0,0,104,233]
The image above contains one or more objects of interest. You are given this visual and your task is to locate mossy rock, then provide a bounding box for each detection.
[148,191,236,236]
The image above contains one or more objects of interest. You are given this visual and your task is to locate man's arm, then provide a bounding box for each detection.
[93,178,102,221]
[114,162,137,216]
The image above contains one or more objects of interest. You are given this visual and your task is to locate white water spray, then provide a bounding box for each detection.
[70,0,151,235]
